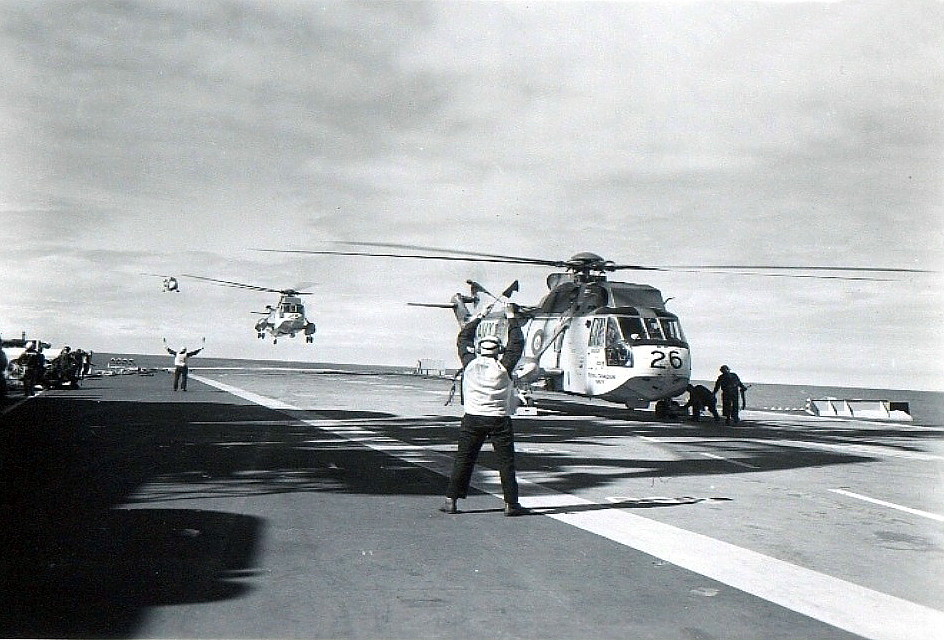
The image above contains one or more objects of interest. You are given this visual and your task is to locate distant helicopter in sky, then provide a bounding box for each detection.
[142,273,180,293]
[180,275,317,344]
[256,243,931,412]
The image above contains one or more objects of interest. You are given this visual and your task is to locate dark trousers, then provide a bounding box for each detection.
[447,414,519,504]
[21,369,38,396]
[721,392,739,423]
[173,366,189,391]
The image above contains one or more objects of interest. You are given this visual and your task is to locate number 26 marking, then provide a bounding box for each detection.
[650,349,684,369]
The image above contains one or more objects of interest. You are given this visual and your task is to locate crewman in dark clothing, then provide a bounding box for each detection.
[713,365,748,425]
[16,342,44,397]
[683,384,720,422]
[164,337,205,391]
[53,346,80,388]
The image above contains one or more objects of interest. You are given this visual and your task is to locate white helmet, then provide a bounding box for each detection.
[476,336,503,357]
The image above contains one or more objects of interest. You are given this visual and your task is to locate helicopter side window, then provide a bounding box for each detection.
[604,317,633,367]
[617,316,646,342]
[605,317,622,346]
[589,318,606,347]
[644,317,664,339]
[659,318,684,342]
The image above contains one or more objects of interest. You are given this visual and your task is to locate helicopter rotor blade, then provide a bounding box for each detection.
[407,302,457,309]
[255,243,934,282]
[350,244,936,278]
[652,264,934,274]
[340,242,565,267]
[179,274,283,293]
[255,247,560,268]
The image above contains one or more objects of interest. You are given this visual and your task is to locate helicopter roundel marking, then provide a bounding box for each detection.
[531,329,545,354]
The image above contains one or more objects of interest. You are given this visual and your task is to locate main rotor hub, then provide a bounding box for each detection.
[565,252,616,281]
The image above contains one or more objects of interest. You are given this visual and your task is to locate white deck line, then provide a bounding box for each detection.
[191,374,944,640]
[830,488,944,523]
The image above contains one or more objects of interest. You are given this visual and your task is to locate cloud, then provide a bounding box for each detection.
[0,1,941,390]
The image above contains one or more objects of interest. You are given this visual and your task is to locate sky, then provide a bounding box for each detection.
[1,0,942,391]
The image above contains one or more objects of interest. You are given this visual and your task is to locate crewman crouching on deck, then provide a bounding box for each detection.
[684,384,721,423]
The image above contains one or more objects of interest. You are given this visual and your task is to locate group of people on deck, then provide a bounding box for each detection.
[684,365,748,425]
[436,302,750,518]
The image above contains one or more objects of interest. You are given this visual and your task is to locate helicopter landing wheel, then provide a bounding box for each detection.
[306,336,313,343]
[654,400,670,419]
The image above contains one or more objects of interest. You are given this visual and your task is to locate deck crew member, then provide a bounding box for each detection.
[441,326,528,517]
[16,342,44,397]
[684,384,721,423]
[713,365,747,425]
[163,337,205,392]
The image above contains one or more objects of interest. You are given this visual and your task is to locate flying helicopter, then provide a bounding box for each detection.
[142,273,180,293]
[179,275,317,344]
[255,243,931,411]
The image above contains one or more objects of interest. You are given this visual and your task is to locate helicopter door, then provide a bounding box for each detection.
[559,316,589,394]
[586,317,608,395]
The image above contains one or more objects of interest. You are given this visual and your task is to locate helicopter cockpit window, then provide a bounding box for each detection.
[660,317,684,342]
[617,316,646,342]
[644,317,664,340]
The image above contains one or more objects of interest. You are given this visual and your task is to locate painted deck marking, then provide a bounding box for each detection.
[699,451,759,469]
[830,488,944,523]
[191,374,944,640]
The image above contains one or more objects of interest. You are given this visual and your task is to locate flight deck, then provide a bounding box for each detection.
[1,368,941,640]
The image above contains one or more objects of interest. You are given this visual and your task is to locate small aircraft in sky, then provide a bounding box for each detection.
[142,273,180,293]
[180,275,317,344]
[256,243,931,412]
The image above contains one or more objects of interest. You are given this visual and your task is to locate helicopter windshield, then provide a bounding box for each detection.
[616,313,686,346]
[617,316,646,342]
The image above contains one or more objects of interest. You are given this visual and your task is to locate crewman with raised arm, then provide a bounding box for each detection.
[163,337,205,392]
[441,306,528,517]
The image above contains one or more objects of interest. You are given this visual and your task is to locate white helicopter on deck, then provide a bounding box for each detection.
[407,255,693,410]
[257,243,930,413]
[180,275,317,344]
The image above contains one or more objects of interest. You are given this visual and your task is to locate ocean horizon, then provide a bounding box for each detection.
[95,353,944,428]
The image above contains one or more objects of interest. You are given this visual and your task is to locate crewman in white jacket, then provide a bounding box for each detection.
[163,337,205,392]
[440,333,528,517]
